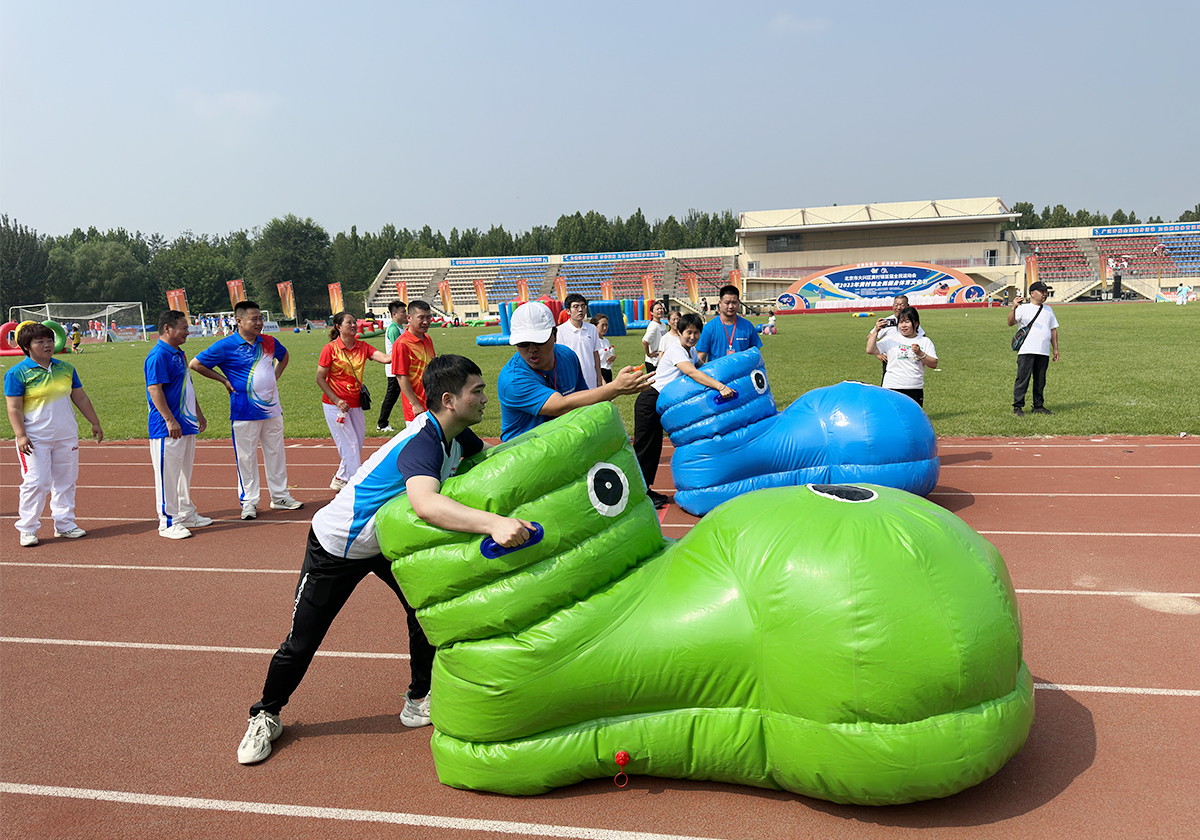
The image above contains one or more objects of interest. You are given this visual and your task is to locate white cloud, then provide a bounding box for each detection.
[770,13,830,35]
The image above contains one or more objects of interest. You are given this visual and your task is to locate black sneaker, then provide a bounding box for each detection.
[1012,407,1025,417]
[648,491,669,509]
[1032,407,1053,415]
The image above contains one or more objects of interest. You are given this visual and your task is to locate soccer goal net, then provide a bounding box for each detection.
[9,302,148,342]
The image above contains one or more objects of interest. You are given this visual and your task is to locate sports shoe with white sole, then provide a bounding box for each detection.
[19,532,38,547]
[269,497,303,511]
[400,691,431,727]
[378,425,395,433]
[240,504,257,520]
[330,477,348,491]
[178,513,213,528]
[54,527,86,539]
[159,524,193,540]
[237,711,282,764]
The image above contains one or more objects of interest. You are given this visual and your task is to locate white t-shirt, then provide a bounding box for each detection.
[643,320,666,365]
[660,330,680,354]
[878,334,937,390]
[597,337,615,370]
[653,343,698,392]
[558,320,603,389]
[872,322,925,341]
[1013,304,1058,356]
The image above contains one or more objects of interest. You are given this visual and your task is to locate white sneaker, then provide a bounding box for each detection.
[377,425,395,433]
[240,504,257,520]
[237,711,282,765]
[54,527,86,539]
[399,691,431,728]
[270,497,303,511]
[178,513,213,528]
[330,477,348,491]
[19,532,38,547]
[159,524,193,540]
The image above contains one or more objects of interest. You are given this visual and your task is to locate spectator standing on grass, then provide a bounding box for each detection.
[1008,281,1059,417]
[642,300,667,371]
[393,300,436,424]
[591,314,616,383]
[866,306,938,408]
[236,354,533,765]
[189,300,303,520]
[146,310,213,540]
[5,323,104,547]
[376,300,408,431]
[317,311,391,491]
[558,293,604,390]
[695,284,762,364]
[872,295,924,383]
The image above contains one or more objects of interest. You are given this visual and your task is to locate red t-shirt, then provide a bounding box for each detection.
[318,339,375,408]
[391,330,436,421]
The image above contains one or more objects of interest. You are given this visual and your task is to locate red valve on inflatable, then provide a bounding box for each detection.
[613,750,630,788]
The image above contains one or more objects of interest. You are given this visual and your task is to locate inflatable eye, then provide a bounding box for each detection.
[808,484,878,503]
[587,462,630,517]
[752,370,768,395]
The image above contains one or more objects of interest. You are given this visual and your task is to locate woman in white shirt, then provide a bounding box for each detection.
[866,306,938,407]
[642,301,667,371]
[591,314,616,383]
[660,309,681,354]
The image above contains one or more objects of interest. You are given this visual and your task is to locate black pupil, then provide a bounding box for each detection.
[812,484,874,502]
[593,468,623,505]
[754,372,766,389]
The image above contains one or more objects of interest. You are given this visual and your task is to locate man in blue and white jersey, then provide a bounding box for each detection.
[236,354,533,765]
[190,300,301,519]
[145,310,212,539]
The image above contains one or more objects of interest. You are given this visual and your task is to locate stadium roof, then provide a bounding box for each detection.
[737,197,1019,236]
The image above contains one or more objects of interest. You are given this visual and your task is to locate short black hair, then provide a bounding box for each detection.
[719,285,740,300]
[158,310,187,334]
[423,354,483,411]
[234,300,260,318]
[678,313,704,333]
[388,300,407,315]
[898,306,920,328]
[408,299,432,314]
[564,293,587,309]
[16,322,55,355]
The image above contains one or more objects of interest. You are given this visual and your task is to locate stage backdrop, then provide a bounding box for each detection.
[775,262,985,312]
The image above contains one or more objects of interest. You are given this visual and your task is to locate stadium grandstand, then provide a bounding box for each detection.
[365,198,1200,317]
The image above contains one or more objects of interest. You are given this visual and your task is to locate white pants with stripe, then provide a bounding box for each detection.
[322,403,366,482]
[150,434,197,530]
[231,416,289,506]
[15,437,79,535]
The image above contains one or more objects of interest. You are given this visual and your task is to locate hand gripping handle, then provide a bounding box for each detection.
[480,522,544,559]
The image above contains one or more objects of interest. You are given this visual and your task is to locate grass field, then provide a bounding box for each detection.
[2,301,1195,442]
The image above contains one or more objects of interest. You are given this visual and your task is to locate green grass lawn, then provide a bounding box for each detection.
[3,302,1195,441]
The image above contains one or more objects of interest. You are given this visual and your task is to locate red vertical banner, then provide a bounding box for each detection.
[438,279,454,314]
[395,281,408,304]
[328,282,344,314]
[166,288,190,319]
[685,273,699,304]
[276,282,296,320]
[226,279,246,310]
[516,278,529,303]
[554,276,568,301]
[729,269,742,295]
[600,280,614,300]
[473,278,489,312]
[1025,256,1039,289]
[641,273,655,303]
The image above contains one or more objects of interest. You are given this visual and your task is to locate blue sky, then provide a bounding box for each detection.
[2,0,1196,241]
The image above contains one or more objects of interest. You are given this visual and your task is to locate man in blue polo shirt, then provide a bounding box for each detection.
[496,301,651,441]
[146,310,213,539]
[236,354,533,765]
[190,300,302,519]
[695,284,762,364]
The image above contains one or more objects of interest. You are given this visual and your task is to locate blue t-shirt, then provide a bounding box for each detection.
[145,340,200,438]
[194,333,288,421]
[312,411,485,559]
[695,315,762,360]
[497,344,586,441]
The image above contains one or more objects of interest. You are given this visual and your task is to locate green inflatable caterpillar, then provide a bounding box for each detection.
[376,402,1033,804]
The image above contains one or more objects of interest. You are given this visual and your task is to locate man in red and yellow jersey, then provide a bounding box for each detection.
[392,299,436,423]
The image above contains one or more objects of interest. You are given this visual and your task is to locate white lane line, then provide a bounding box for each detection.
[930,491,1200,498]
[0,516,310,525]
[980,530,1199,537]
[0,638,407,659]
[1016,589,1200,598]
[1034,683,1200,697]
[0,783,727,840]
[938,442,1199,449]
[1,562,296,573]
[941,465,1198,469]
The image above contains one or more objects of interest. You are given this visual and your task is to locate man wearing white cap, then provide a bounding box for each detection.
[497,302,652,441]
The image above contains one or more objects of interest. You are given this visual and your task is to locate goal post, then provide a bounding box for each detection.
[8,302,148,341]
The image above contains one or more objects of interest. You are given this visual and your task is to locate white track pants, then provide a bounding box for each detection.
[150,435,197,530]
[231,416,289,505]
[322,404,366,482]
[15,437,79,535]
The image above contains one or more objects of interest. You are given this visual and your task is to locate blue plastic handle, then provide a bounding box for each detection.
[480,522,544,559]
[713,388,738,405]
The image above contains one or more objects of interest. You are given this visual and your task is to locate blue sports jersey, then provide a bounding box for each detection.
[312,412,484,559]
[497,344,586,441]
[3,357,82,441]
[145,340,199,438]
[695,315,762,360]
[194,333,287,421]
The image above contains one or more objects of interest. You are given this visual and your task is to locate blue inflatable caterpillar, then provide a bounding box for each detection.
[657,349,939,516]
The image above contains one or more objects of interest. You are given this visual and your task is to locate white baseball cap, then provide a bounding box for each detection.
[509,302,556,345]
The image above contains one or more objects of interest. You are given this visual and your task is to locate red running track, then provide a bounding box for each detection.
[2,435,1198,839]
